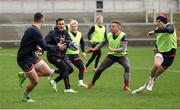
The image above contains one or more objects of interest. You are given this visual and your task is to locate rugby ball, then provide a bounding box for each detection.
[69,42,78,51]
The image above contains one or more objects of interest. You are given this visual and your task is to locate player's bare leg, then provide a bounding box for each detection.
[132,53,164,94]
[22,68,38,102]
[34,59,53,77]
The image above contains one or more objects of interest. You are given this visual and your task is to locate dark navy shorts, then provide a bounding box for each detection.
[161,48,176,69]
[17,56,40,72]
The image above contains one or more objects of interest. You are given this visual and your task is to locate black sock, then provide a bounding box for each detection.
[64,77,70,89]
[54,74,63,83]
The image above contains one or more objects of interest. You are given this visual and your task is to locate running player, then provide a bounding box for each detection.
[66,19,87,88]
[17,12,64,102]
[86,20,131,91]
[46,17,77,93]
[84,15,106,72]
[132,16,177,94]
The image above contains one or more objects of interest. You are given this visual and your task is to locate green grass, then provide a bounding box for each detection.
[0,46,180,109]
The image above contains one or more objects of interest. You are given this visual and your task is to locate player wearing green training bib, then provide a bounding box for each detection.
[86,20,131,91]
[65,19,74,32]
[84,15,107,73]
[132,16,177,94]
[66,19,87,88]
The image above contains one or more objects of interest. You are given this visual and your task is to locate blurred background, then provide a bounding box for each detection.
[0,0,180,47]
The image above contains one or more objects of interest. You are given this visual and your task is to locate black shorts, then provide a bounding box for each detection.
[161,48,176,69]
[92,42,100,48]
[67,54,81,61]
[17,56,40,72]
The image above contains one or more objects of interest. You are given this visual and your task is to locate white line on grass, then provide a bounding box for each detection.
[1,53,179,73]
[0,53,16,57]
[114,64,180,73]
[132,66,180,73]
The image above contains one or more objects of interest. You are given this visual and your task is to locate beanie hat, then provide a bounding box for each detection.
[156,16,168,24]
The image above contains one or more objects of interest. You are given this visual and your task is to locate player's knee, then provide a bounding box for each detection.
[78,65,84,72]
[154,53,163,67]
[124,65,130,72]
[62,68,71,77]
[96,67,102,73]
[69,67,74,74]
[46,69,53,76]
[34,81,38,86]
[63,72,69,78]
[32,80,38,86]
[154,59,162,67]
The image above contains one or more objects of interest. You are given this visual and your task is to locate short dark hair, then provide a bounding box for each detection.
[56,17,64,25]
[156,16,168,24]
[34,12,43,22]
[111,20,121,26]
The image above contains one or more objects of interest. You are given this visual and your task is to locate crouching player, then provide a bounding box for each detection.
[132,16,177,94]
[86,20,132,91]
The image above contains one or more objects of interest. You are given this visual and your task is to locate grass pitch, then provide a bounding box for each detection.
[0,46,180,109]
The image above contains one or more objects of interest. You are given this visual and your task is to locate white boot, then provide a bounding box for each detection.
[132,83,147,94]
[64,88,78,93]
[49,80,57,92]
[78,80,88,88]
[146,77,155,91]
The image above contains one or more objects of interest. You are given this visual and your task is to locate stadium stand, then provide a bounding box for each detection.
[0,12,179,47]
[0,12,156,46]
[0,0,179,47]
[174,14,180,45]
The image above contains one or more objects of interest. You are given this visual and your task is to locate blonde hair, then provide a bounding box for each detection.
[69,18,74,23]
[70,19,78,26]
[96,15,103,21]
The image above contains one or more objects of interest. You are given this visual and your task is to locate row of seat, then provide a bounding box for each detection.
[0,12,148,24]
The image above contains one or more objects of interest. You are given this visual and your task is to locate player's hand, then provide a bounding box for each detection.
[36,51,43,56]
[57,42,67,50]
[86,48,95,53]
[89,40,92,43]
[36,46,44,56]
[89,40,97,45]
[60,38,65,43]
[89,40,94,45]
[153,47,158,54]
[108,47,116,52]
[147,30,155,37]
[82,52,87,59]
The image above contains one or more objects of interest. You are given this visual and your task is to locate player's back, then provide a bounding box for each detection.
[17,25,42,58]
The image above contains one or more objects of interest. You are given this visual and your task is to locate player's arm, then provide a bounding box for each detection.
[153,45,158,54]
[147,24,174,37]
[80,36,86,59]
[64,31,73,47]
[87,26,95,43]
[96,39,108,49]
[104,28,107,39]
[65,25,69,32]
[154,24,174,33]
[63,31,78,50]
[45,30,54,44]
[109,34,128,52]
[80,37,85,52]
[87,37,107,53]
[33,30,60,52]
[45,30,67,51]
